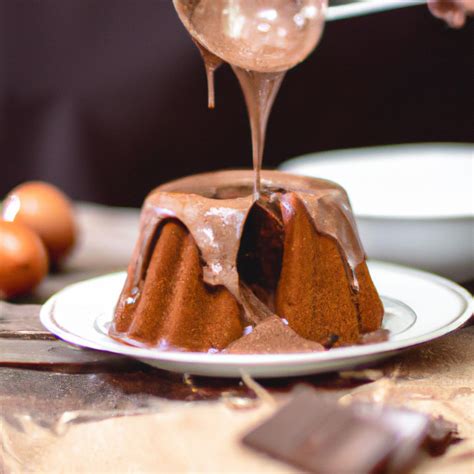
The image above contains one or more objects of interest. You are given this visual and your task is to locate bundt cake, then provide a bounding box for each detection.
[110,170,384,353]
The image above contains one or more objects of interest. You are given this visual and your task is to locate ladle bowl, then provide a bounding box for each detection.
[173,0,327,72]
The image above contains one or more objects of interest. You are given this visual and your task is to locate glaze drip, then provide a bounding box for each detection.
[193,40,223,109]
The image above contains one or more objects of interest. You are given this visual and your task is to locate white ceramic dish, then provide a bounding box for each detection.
[280,143,474,281]
[40,261,472,378]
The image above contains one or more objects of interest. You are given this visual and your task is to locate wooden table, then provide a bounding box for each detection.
[1,204,473,473]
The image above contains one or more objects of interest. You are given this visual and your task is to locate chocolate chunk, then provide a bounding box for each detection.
[352,406,461,463]
[243,390,397,473]
[323,333,339,348]
[243,388,460,474]
[424,416,461,456]
[225,316,324,354]
[352,402,429,472]
[359,329,390,345]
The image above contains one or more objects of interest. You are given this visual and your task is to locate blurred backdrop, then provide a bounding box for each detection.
[1,0,472,206]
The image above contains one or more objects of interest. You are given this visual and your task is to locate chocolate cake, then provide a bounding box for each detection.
[110,170,384,352]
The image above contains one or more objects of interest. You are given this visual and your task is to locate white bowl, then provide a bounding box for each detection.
[280,143,474,282]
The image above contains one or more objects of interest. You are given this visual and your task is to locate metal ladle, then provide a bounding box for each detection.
[173,0,327,73]
[173,0,426,73]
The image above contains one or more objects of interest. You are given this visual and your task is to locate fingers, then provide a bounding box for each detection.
[427,0,472,28]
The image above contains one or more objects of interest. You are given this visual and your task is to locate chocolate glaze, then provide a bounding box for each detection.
[112,170,368,351]
[159,169,365,277]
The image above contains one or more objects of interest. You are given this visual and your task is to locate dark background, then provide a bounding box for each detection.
[1,0,472,206]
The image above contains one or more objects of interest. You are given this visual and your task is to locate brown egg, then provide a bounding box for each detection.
[0,220,49,298]
[2,181,77,265]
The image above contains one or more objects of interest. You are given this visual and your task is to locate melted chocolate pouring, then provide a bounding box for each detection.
[193,40,284,197]
[231,67,285,198]
[174,0,326,197]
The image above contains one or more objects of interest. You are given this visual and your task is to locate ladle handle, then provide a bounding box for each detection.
[326,0,426,21]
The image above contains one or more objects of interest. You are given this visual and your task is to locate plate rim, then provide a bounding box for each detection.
[39,261,473,370]
[279,142,474,221]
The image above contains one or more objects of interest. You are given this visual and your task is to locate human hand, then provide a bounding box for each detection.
[428,0,474,28]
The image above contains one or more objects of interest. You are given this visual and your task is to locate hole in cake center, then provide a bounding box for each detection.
[237,195,284,310]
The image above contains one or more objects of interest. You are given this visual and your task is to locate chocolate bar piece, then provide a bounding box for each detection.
[423,416,460,456]
[243,391,398,473]
[243,388,459,474]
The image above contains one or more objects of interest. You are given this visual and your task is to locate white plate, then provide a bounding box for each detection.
[280,143,474,281]
[40,261,473,378]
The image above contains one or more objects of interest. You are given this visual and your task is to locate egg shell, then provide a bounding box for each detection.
[0,220,49,298]
[2,181,77,264]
